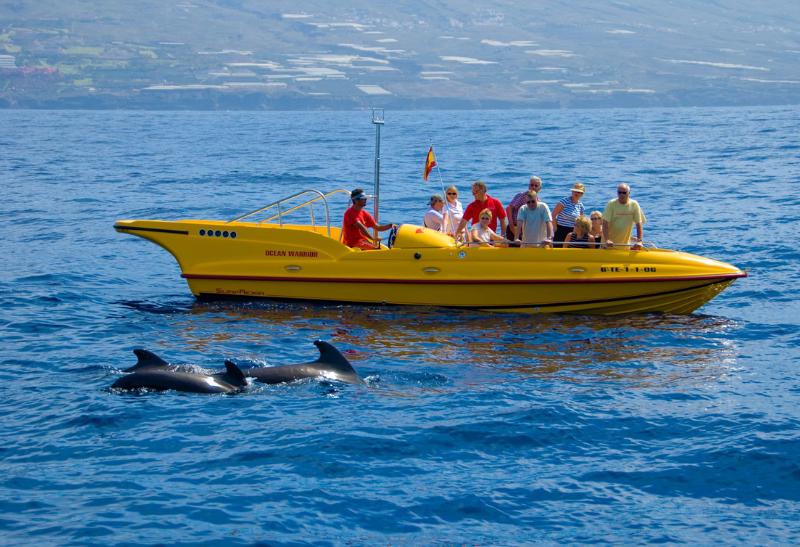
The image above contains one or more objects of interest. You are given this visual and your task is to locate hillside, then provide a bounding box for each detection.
[1,0,799,109]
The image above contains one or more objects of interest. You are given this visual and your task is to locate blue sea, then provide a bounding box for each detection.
[2,106,799,545]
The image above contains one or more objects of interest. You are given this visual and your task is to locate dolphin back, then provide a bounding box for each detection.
[244,341,361,385]
[111,369,239,394]
[124,349,171,372]
[222,361,248,389]
[313,340,358,376]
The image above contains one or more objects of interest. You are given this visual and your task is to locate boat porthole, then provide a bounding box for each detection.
[458,251,466,259]
[215,230,222,237]
[414,253,422,260]
[230,232,237,239]
[199,229,205,236]
[207,230,214,237]
[223,231,229,238]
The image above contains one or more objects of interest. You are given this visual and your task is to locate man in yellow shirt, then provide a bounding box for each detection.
[602,183,646,249]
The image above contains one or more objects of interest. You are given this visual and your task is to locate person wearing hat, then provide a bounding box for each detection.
[423,194,446,232]
[602,183,646,249]
[551,182,586,247]
[342,188,396,250]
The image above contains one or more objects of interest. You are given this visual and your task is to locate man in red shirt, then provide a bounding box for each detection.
[455,181,507,241]
[342,188,396,250]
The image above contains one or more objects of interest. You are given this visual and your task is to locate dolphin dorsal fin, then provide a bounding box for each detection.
[124,349,170,372]
[313,340,358,374]
[223,360,247,388]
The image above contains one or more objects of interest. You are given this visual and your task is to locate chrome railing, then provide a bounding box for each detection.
[457,239,657,249]
[227,188,351,238]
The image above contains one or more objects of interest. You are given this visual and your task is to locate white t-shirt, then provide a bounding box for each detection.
[472,226,496,244]
[424,208,445,231]
[442,200,463,234]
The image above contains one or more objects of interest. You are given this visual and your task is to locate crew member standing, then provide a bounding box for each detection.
[455,181,507,242]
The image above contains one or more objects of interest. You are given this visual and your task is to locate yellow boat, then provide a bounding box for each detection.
[114,188,746,315]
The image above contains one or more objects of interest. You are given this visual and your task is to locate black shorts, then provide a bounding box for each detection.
[554,224,573,247]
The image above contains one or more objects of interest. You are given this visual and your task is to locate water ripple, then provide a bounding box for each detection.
[0,107,798,544]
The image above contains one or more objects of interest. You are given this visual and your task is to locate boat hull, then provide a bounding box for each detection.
[115,219,746,315]
[183,274,736,315]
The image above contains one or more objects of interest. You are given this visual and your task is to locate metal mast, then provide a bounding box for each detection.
[371,109,384,228]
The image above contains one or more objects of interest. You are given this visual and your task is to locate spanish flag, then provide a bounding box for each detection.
[423,146,437,181]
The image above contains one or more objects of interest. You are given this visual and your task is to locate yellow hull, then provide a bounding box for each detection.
[114,219,746,315]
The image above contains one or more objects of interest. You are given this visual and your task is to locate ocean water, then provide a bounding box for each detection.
[1,106,799,545]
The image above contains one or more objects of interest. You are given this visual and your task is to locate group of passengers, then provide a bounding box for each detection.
[342,177,646,250]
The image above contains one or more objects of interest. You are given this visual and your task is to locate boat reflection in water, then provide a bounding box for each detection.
[165,300,743,389]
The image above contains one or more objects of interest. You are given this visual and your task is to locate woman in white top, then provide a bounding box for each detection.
[423,194,445,232]
[442,185,463,236]
[470,208,509,246]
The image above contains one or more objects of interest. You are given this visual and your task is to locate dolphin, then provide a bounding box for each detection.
[123,349,170,372]
[111,349,247,394]
[242,340,362,385]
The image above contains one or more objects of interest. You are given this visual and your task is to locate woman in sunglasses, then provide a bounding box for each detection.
[442,185,463,237]
[564,215,595,248]
[470,209,510,246]
[589,210,604,247]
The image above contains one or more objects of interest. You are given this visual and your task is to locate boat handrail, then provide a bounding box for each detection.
[455,240,657,249]
[226,188,351,237]
[556,241,657,249]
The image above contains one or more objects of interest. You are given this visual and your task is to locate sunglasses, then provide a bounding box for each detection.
[447,192,457,196]
[591,217,601,220]
[618,191,628,195]
[526,199,536,204]
[480,216,491,220]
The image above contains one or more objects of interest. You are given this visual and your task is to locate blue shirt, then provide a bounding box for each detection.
[517,202,552,244]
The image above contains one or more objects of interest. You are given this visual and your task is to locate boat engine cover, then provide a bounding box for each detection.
[392,224,456,249]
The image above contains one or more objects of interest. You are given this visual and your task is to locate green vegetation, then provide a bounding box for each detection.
[138,47,157,59]
[57,64,81,75]
[62,46,104,56]
[92,60,129,69]
[0,0,797,109]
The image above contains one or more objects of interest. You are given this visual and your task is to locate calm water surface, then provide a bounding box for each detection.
[1,107,799,544]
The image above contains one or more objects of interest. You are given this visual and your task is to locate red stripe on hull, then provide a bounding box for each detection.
[182,272,747,285]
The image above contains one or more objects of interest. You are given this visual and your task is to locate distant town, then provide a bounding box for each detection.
[2,1,799,109]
